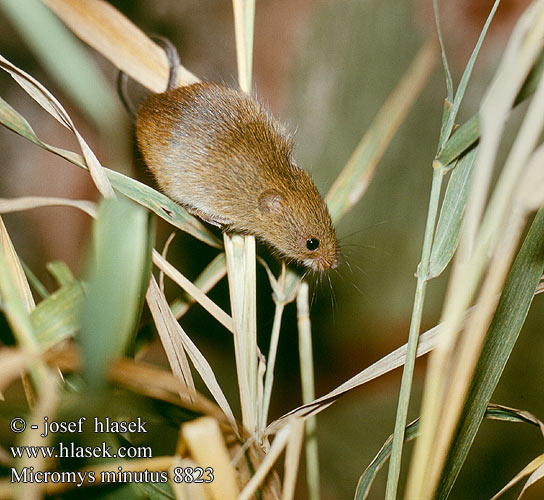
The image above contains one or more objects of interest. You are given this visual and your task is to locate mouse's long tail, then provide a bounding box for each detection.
[117,35,181,121]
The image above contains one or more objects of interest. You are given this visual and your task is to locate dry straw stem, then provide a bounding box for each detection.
[224,233,258,435]
[159,232,177,292]
[260,263,299,435]
[182,417,240,500]
[406,2,544,498]
[281,418,305,500]
[43,0,199,91]
[224,0,259,439]
[0,348,38,393]
[237,419,299,500]
[232,0,255,93]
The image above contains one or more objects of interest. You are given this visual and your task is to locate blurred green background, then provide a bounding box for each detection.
[0,0,543,498]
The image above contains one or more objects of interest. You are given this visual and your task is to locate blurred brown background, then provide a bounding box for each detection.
[1,0,542,498]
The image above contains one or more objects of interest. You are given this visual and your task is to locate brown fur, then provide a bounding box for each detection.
[136,82,338,270]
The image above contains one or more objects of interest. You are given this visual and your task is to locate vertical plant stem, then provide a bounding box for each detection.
[229,0,258,435]
[385,167,444,499]
[261,300,286,434]
[232,0,255,93]
[297,281,320,500]
[224,233,258,434]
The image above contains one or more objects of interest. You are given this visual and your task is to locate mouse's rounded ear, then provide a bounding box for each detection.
[258,189,285,214]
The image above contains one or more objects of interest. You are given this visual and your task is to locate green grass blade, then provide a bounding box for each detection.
[433,0,453,103]
[0,95,221,248]
[31,280,84,350]
[436,47,544,169]
[46,260,76,286]
[428,147,477,278]
[20,260,49,299]
[435,206,544,499]
[435,114,480,168]
[0,253,39,352]
[355,404,544,500]
[356,419,420,500]
[80,198,151,387]
[438,0,501,150]
[433,0,453,148]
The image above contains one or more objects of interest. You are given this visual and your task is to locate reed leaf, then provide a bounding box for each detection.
[80,198,151,386]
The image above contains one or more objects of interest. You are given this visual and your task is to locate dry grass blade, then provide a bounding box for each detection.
[146,276,238,433]
[159,232,176,292]
[171,253,227,320]
[267,320,444,433]
[460,0,544,259]
[182,417,239,500]
[490,454,544,499]
[153,250,233,333]
[44,0,198,91]
[146,275,196,401]
[517,463,544,499]
[486,403,544,436]
[0,196,97,218]
[325,38,438,223]
[0,217,34,312]
[0,54,113,198]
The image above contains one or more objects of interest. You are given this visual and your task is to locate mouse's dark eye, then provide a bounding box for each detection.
[306,238,320,251]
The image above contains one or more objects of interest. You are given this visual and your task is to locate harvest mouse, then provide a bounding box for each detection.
[126,39,339,271]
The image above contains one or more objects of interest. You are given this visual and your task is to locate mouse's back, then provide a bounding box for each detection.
[136,82,339,270]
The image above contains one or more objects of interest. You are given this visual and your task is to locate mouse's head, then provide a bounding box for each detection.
[256,168,339,272]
